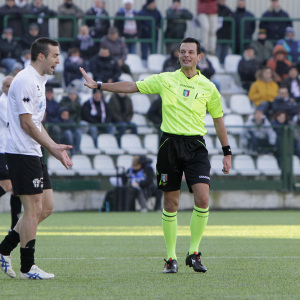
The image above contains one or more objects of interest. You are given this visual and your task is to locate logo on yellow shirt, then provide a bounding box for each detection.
[183,89,190,97]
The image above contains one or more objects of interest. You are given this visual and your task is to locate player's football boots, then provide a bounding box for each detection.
[163,258,178,273]
[185,252,207,273]
[0,254,16,278]
[19,265,55,280]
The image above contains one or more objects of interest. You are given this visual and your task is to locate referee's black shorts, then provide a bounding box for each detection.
[0,153,10,181]
[156,132,211,193]
[5,153,52,196]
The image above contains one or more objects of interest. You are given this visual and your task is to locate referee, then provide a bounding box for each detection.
[80,37,232,274]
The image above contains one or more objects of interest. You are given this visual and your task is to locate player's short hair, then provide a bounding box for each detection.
[179,37,201,55]
[30,38,59,62]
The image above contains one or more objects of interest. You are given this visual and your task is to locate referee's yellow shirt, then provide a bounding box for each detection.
[136,69,223,136]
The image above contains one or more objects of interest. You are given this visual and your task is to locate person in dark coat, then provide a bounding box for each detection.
[85,0,110,38]
[238,45,261,91]
[139,0,162,61]
[89,46,121,83]
[233,0,256,54]
[282,66,300,103]
[162,46,180,72]
[81,89,115,147]
[164,0,193,54]
[114,0,139,54]
[146,96,162,126]
[259,0,292,42]
[216,0,233,64]
[20,23,41,52]
[27,0,57,37]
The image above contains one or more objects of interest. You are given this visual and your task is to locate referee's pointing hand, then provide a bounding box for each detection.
[80,67,97,89]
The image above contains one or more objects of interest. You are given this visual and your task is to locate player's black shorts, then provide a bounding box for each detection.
[0,153,10,181]
[5,153,52,196]
[156,132,211,193]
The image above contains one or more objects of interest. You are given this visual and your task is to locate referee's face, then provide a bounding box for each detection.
[42,45,60,76]
[178,43,201,69]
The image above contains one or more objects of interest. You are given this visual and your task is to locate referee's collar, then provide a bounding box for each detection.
[180,69,201,79]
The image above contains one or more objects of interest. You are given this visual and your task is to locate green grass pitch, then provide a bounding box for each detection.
[0,210,299,299]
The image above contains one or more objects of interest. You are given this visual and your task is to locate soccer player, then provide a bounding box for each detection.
[80,37,232,273]
[0,38,73,280]
[0,76,22,231]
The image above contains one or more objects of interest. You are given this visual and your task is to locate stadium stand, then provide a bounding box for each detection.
[47,156,76,176]
[147,54,167,73]
[229,94,254,116]
[144,133,159,154]
[80,133,101,155]
[120,134,148,155]
[223,114,244,135]
[94,155,117,176]
[256,155,281,176]
[71,155,99,176]
[204,135,219,155]
[233,155,261,176]
[125,54,148,74]
[210,155,238,176]
[131,94,151,115]
[97,134,125,155]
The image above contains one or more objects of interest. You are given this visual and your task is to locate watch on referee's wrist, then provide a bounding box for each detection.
[97,81,102,90]
[222,145,232,156]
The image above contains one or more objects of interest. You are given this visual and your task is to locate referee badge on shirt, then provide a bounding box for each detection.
[183,89,190,97]
[161,174,168,185]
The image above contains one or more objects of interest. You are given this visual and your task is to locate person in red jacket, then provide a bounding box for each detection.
[197,0,218,55]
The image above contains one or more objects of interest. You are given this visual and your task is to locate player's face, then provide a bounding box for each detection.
[42,45,60,75]
[178,43,201,69]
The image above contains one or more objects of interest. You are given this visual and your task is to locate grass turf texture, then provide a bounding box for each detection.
[0,210,299,299]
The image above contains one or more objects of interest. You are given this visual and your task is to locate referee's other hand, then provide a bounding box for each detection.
[79,67,97,89]
[51,144,73,170]
[222,155,231,174]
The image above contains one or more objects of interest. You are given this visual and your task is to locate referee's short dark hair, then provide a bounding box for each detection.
[179,37,201,55]
[30,38,60,62]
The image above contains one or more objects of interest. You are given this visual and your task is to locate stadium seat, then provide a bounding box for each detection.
[229,94,254,116]
[137,73,153,81]
[210,155,237,175]
[131,114,154,134]
[80,134,100,155]
[224,54,242,74]
[47,156,76,176]
[71,155,98,176]
[97,134,124,155]
[125,54,148,74]
[221,96,231,114]
[79,92,92,105]
[206,55,225,73]
[144,133,159,154]
[147,154,157,172]
[131,93,151,115]
[256,155,281,176]
[204,135,219,155]
[204,114,216,135]
[224,114,244,135]
[293,155,300,176]
[212,74,245,94]
[120,134,148,155]
[233,155,261,176]
[147,54,167,73]
[93,155,117,176]
[215,134,243,155]
[119,73,134,82]
[55,54,64,73]
[116,154,133,171]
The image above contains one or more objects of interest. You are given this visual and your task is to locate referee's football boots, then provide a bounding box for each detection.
[185,252,207,273]
[0,254,16,278]
[19,265,55,280]
[163,258,178,273]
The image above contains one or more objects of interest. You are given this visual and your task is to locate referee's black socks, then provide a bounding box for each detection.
[20,239,36,273]
[0,230,20,255]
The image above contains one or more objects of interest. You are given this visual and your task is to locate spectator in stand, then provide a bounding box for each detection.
[60,86,82,125]
[242,109,277,155]
[108,92,137,140]
[267,44,292,83]
[10,62,23,77]
[197,0,218,55]
[20,23,41,52]
[164,0,193,54]
[72,25,98,60]
[0,0,25,37]
[44,85,61,143]
[114,0,139,54]
[27,0,57,37]
[162,45,180,72]
[216,0,233,64]
[259,0,292,42]
[0,28,21,74]
[63,47,89,87]
[292,111,300,159]
[101,26,131,75]
[15,0,29,9]
[250,29,274,66]
[89,46,121,83]
[81,89,114,147]
[282,66,300,103]
[139,0,161,63]
[248,66,279,115]
[238,45,261,91]
[234,0,255,54]
[17,49,31,68]
[277,27,300,64]
[57,0,84,52]
[59,107,82,156]
[85,0,110,38]
[146,96,162,126]
[272,85,298,121]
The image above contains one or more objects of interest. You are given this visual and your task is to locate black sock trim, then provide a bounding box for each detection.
[162,212,177,218]
[194,208,209,214]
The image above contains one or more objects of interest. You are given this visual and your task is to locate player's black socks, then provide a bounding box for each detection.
[10,195,22,230]
[0,230,20,255]
[0,186,6,197]
[20,239,36,273]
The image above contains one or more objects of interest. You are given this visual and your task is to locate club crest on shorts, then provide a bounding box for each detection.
[161,174,168,185]
[183,89,190,97]
[32,177,43,188]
